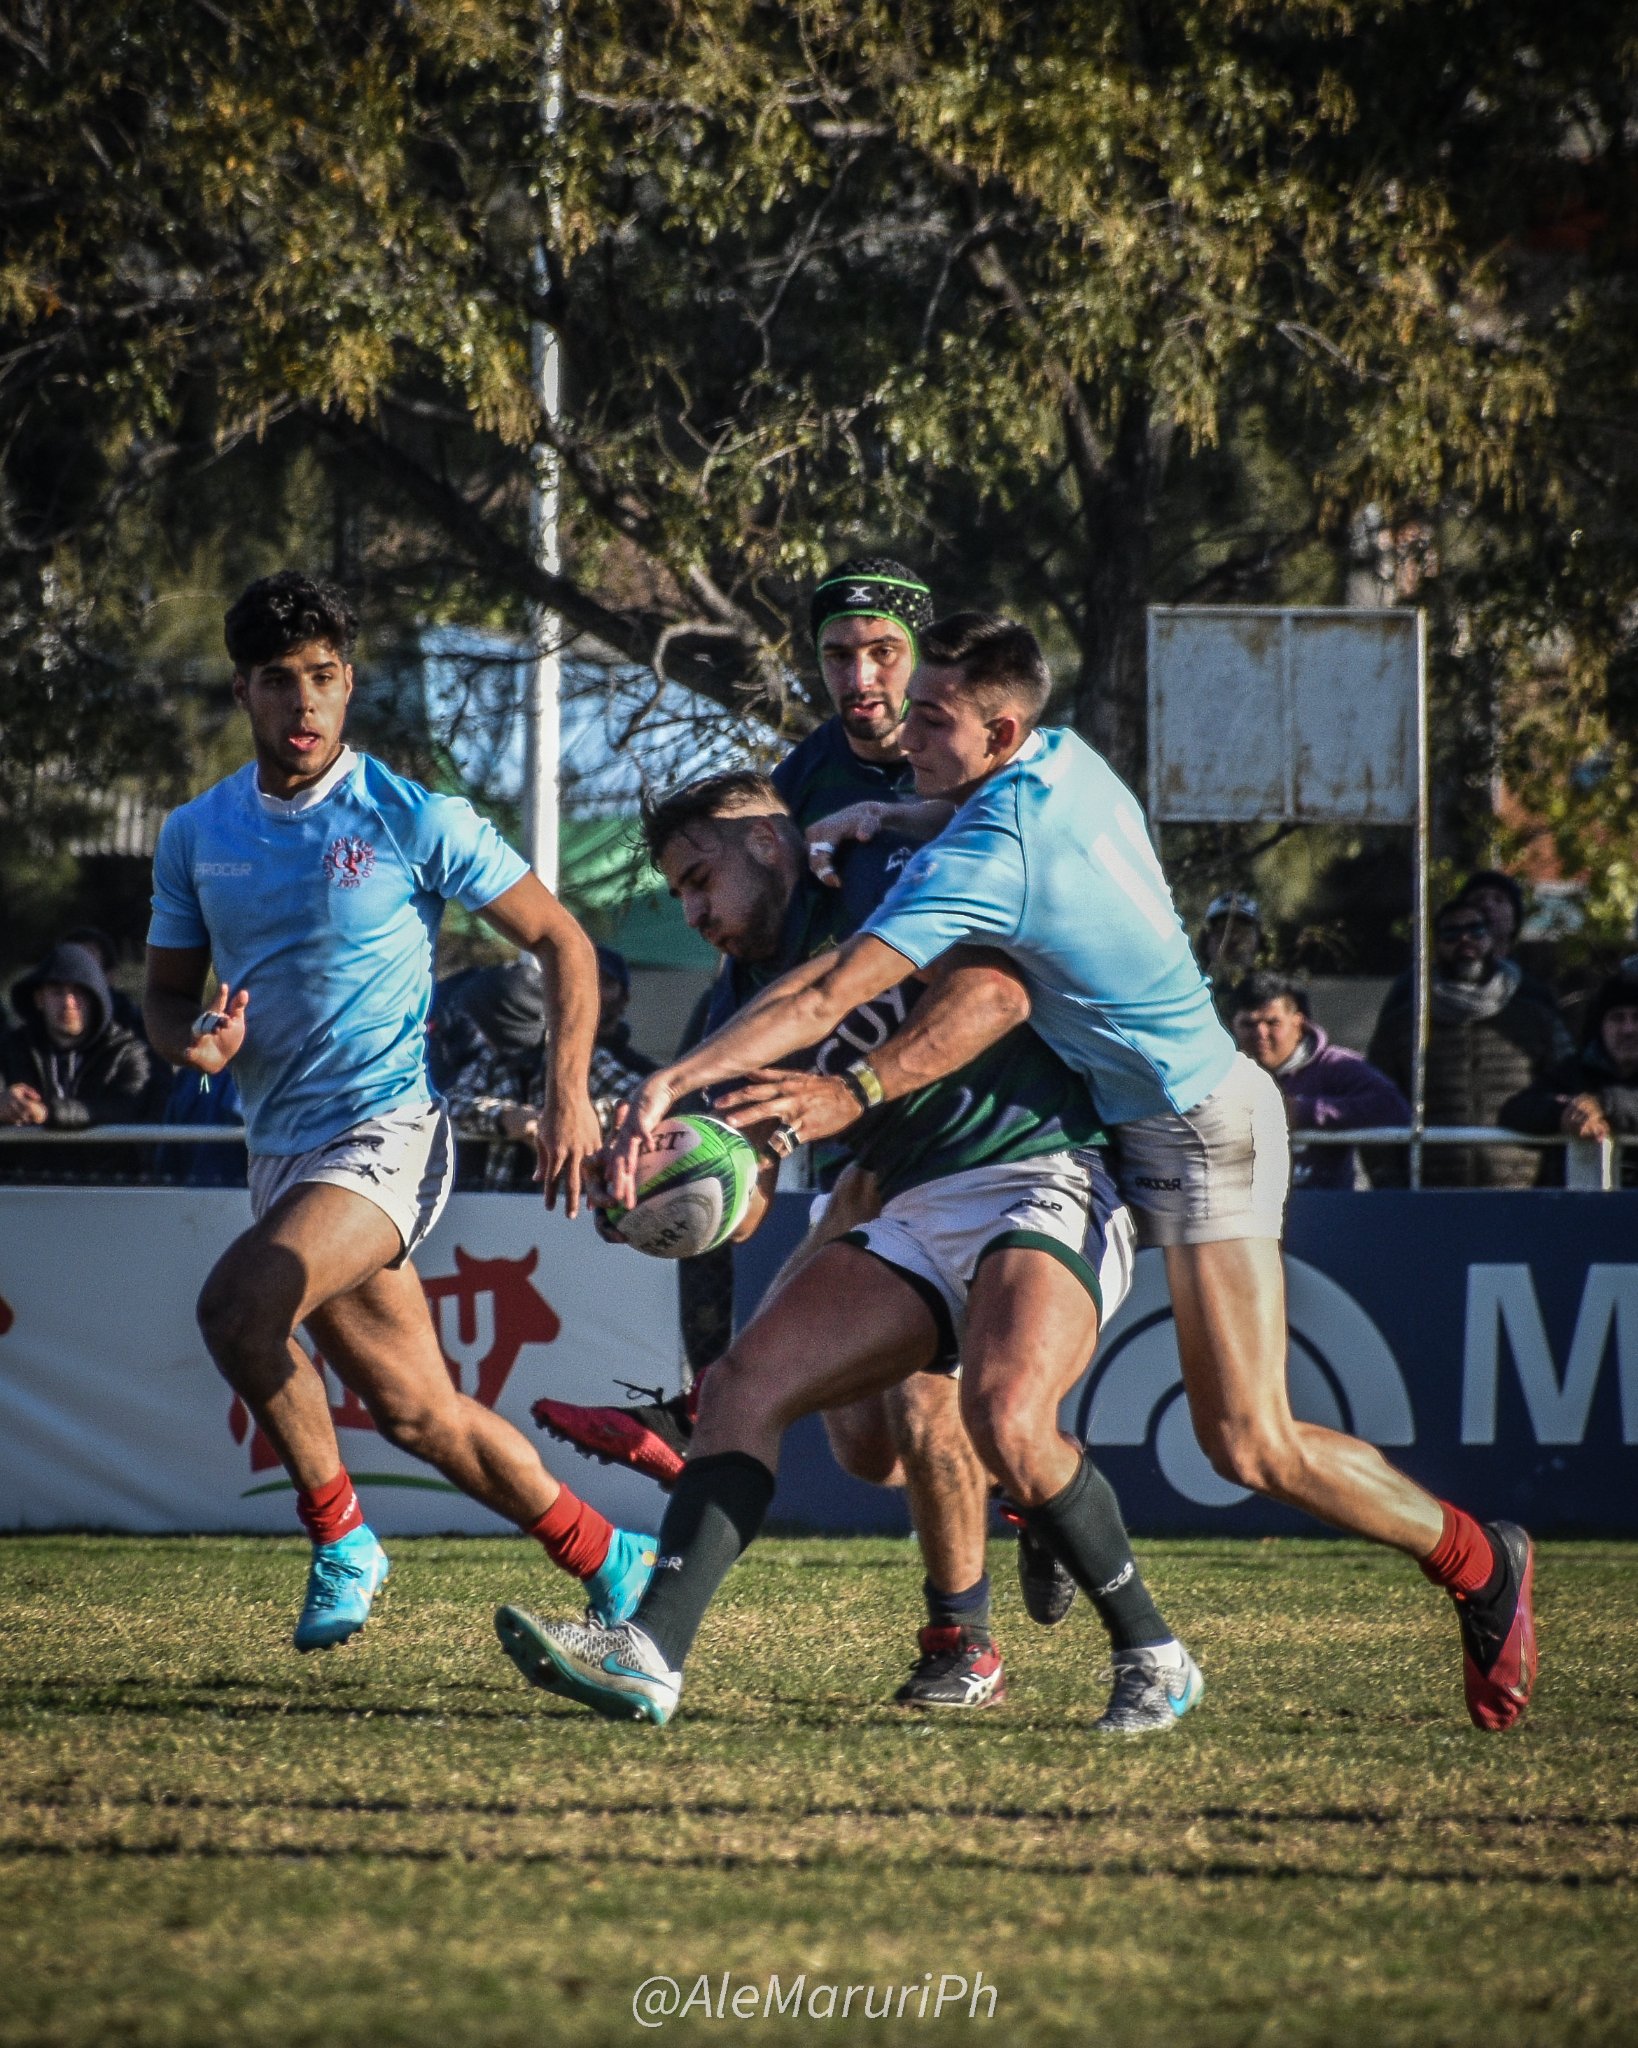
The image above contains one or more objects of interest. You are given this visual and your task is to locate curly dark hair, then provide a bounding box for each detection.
[639,770,788,867]
[224,571,358,671]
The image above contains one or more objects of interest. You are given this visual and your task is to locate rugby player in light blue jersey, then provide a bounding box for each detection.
[493,772,1200,1729]
[144,572,656,1653]
[600,612,1536,1736]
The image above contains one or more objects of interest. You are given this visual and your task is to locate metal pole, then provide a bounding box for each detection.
[1409,608,1429,1189]
[524,2,564,892]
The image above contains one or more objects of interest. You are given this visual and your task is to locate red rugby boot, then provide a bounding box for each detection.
[532,1377,698,1488]
[1454,1522,1537,1731]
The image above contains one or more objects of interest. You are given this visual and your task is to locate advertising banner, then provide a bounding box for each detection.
[6,1186,1637,1537]
[0,1188,678,1535]
[749,1190,1638,1537]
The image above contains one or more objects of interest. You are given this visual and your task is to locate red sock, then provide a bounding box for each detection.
[295,1468,364,1547]
[1419,1502,1496,1597]
[529,1487,614,1581]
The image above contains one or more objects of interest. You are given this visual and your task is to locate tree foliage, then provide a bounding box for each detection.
[2,0,1634,930]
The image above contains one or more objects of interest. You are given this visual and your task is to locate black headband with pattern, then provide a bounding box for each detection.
[809,556,934,655]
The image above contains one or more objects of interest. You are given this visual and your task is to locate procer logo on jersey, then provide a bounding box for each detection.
[323,836,377,888]
[195,861,254,878]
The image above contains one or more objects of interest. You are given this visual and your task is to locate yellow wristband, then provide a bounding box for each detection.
[844,1058,886,1109]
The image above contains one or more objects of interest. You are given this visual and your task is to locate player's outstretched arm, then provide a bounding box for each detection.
[605,934,913,1208]
[713,949,1033,1149]
[144,947,249,1074]
[805,798,954,886]
[479,873,602,1217]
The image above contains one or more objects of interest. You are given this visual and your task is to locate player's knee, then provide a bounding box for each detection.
[196,1266,268,1377]
[1199,1415,1301,1495]
[703,1345,783,1430]
[887,1376,963,1461]
[961,1380,1044,1485]
[370,1399,451,1463]
[824,1414,901,1486]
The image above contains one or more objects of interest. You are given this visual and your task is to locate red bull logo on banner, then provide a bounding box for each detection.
[227,1247,562,1483]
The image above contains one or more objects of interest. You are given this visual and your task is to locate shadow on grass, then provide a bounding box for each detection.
[0,1837,1631,1888]
[13,1785,1638,1832]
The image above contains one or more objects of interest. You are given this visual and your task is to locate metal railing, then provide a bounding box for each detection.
[1294,1125,1627,1191]
[0,1122,1629,1189]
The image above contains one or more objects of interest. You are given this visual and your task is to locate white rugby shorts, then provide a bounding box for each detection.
[248,1098,456,1262]
[1112,1052,1290,1247]
[842,1147,1136,1370]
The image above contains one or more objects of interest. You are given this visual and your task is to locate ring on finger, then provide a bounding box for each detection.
[765,1121,802,1159]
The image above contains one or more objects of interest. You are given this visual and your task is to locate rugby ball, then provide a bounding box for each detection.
[605,1114,760,1258]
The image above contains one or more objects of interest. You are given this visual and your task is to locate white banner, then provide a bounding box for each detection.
[0,1188,679,1535]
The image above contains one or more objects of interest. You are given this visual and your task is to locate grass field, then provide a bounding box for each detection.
[2,1533,1635,2048]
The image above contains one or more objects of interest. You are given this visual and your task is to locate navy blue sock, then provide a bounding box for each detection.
[924,1573,991,1633]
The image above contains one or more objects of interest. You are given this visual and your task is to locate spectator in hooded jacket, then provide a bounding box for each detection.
[1367,901,1573,1187]
[0,940,160,1179]
[1501,971,1638,1187]
[1230,971,1410,1189]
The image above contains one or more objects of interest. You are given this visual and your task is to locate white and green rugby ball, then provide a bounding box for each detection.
[606,1114,760,1259]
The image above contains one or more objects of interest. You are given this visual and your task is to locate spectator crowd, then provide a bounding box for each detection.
[5,863,1636,1191]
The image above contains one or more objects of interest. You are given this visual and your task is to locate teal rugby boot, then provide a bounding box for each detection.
[1094,1641,1205,1733]
[494,1607,681,1726]
[293,1525,390,1652]
[582,1526,658,1627]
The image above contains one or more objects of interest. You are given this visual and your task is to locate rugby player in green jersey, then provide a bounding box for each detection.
[494,773,1203,1729]
[537,563,1077,1700]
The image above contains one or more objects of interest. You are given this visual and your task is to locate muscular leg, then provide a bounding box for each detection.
[1164,1239,1443,1556]
[636,1242,940,1671]
[822,1374,993,1591]
[961,1247,1173,1654]
[887,1375,990,1599]
[196,1181,406,1493]
[306,1259,558,1527]
[957,1248,1100,1506]
[690,1242,938,1467]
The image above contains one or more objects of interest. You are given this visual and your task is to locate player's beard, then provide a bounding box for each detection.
[839,699,903,750]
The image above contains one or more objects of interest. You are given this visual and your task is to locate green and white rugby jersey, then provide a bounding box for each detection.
[702,836,1104,1201]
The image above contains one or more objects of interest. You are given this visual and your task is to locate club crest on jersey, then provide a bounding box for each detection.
[323,835,376,888]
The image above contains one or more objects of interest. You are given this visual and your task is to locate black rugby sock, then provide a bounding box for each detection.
[1023,1454,1170,1652]
[634,1451,776,1671]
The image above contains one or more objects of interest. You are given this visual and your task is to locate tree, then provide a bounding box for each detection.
[2,0,1633,926]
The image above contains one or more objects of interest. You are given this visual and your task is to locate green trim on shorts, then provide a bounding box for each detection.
[976,1228,1102,1317]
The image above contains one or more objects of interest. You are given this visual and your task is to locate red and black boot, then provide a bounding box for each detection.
[532,1372,703,1489]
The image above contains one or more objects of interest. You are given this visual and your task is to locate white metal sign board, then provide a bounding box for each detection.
[1147,607,1422,825]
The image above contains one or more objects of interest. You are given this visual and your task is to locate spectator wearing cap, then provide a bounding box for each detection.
[1231,971,1410,1190]
[0,940,160,1179]
[442,944,655,1189]
[1455,869,1526,962]
[1501,971,1638,1188]
[1367,900,1573,1187]
[1195,890,1263,1015]
[770,555,934,829]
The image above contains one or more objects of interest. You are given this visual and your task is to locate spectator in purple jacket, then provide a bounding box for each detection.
[1231,971,1410,1189]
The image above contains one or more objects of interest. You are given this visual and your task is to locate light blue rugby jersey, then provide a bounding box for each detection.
[862,727,1235,1125]
[148,754,528,1154]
